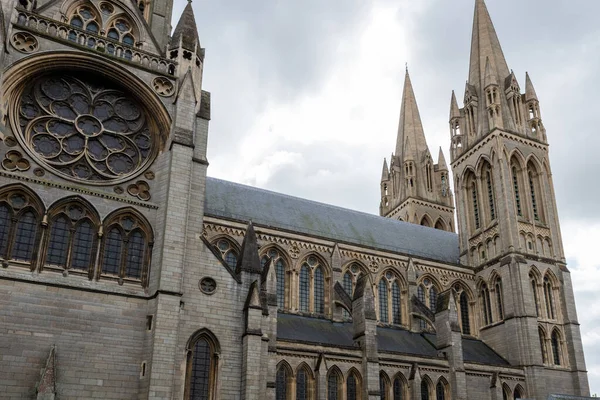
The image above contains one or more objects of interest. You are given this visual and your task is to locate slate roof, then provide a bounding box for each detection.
[547,396,597,400]
[277,314,509,366]
[204,178,460,264]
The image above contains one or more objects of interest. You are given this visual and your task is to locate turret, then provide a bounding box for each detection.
[169,1,205,104]
[379,158,390,215]
[483,57,502,130]
[525,72,546,142]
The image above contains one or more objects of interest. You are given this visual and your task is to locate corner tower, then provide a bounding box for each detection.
[380,69,454,232]
[449,0,588,397]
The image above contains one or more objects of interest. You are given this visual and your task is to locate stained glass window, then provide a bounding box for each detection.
[0,204,10,258]
[460,292,470,335]
[393,377,404,400]
[12,211,38,261]
[102,228,122,275]
[327,371,339,400]
[276,259,285,309]
[392,281,401,325]
[379,279,389,323]
[125,230,145,279]
[189,338,211,400]
[343,271,353,319]
[47,216,70,267]
[551,331,561,365]
[429,286,438,313]
[380,373,389,400]
[71,221,95,270]
[436,382,445,400]
[314,266,325,314]
[299,265,310,312]
[276,365,288,400]
[421,380,430,400]
[17,74,158,183]
[296,368,308,400]
[347,373,358,400]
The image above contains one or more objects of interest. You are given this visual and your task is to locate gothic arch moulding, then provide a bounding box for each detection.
[2,52,171,185]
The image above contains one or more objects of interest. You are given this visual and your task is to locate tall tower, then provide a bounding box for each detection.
[380,69,454,232]
[449,0,588,397]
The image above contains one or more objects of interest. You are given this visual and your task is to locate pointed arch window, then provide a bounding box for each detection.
[298,256,328,315]
[185,331,219,400]
[458,290,471,335]
[296,367,309,400]
[528,170,539,221]
[393,376,406,400]
[380,372,390,400]
[379,279,389,323]
[543,276,556,320]
[539,327,547,364]
[421,380,430,400]
[436,380,447,400]
[530,273,540,317]
[45,202,99,274]
[495,278,504,320]
[425,163,433,192]
[512,166,523,216]
[261,248,287,309]
[276,363,291,400]
[0,190,42,264]
[347,370,360,400]
[470,181,480,230]
[514,386,524,399]
[486,169,496,221]
[481,283,493,326]
[99,212,152,286]
[343,271,354,319]
[327,368,342,400]
[69,6,100,34]
[378,271,403,325]
[551,330,562,366]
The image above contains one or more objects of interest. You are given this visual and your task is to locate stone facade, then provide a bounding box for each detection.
[0,0,590,400]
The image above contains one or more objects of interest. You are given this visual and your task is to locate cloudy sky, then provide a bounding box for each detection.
[174,0,600,393]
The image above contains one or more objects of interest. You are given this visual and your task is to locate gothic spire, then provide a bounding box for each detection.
[437,147,448,171]
[450,90,461,120]
[525,72,538,101]
[381,158,389,180]
[170,1,201,52]
[395,68,429,163]
[468,0,510,90]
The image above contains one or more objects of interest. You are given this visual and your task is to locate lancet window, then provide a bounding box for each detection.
[261,248,287,309]
[0,189,42,264]
[185,330,219,400]
[298,256,327,315]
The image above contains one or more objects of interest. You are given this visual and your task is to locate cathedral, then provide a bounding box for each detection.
[0,0,591,398]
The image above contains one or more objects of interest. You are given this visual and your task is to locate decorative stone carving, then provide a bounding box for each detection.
[127,180,150,201]
[2,151,30,172]
[33,168,45,177]
[289,244,300,259]
[152,77,174,97]
[369,260,378,273]
[11,32,39,53]
[144,170,155,180]
[15,74,161,184]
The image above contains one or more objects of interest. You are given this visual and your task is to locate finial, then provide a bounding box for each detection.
[187,0,192,3]
[405,62,408,73]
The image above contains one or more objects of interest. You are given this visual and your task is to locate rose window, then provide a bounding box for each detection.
[16,74,158,183]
